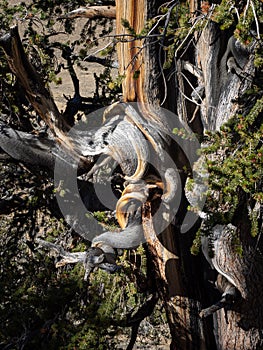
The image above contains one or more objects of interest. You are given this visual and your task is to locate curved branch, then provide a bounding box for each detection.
[126,294,158,350]
[92,221,144,250]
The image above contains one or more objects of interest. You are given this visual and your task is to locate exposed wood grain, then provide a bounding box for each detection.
[0,26,67,136]
[116,0,145,102]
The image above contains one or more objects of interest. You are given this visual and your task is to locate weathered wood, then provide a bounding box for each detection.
[188,3,262,349]
[0,26,68,136]
[194,22,254,131]
[116,0,162,110]
[115,2,214,349]
[116,0,145,102]
[61,6,116,19]
[1,2,261,349]
[207,225,263,350]
[0,122,55,168]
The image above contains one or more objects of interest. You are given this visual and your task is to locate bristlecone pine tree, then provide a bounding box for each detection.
[0,0,263,349]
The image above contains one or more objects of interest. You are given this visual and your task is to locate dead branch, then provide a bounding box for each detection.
[37,238,120,280]
[126,294,159,350]
[0,26,68,135]
[37,238,86,265]
[0,26,98,170]
[60,6,116,20]
[84,55,118,68]
[199,276,239,318]
[0,122,55,169]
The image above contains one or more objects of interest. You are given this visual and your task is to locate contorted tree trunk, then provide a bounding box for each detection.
[0,1,262,349]
[183,2,263,349]
[115,1,215,349]
[115,1,263,349]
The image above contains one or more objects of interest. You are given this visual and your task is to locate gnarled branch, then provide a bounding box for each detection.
[0,26,68,135]
[0,122,55,169]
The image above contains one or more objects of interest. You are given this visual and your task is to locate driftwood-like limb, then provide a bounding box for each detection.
[37,239,87,265]
[0,121,94,173]
[37,238,120,280]
[73,103,153,178]
[0,122,55,168]
[60,6,116,20]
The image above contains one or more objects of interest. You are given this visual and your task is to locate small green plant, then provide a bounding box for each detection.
[199,91,262,237]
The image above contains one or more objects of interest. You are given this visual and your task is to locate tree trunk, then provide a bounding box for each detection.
[188,3,263,349]
[115,1,215,349]
[115,1,263,349]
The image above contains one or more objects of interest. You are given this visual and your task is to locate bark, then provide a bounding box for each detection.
[213,241,263,349]
[194,22,254,131]
[185,1,263,349]
[116,0,162,110]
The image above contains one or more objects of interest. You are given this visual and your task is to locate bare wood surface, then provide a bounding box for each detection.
[61,6,116,19]
[0,26,94,166]
[116,0,145,102]
[115,2,213,349]
[0,26,67,136]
